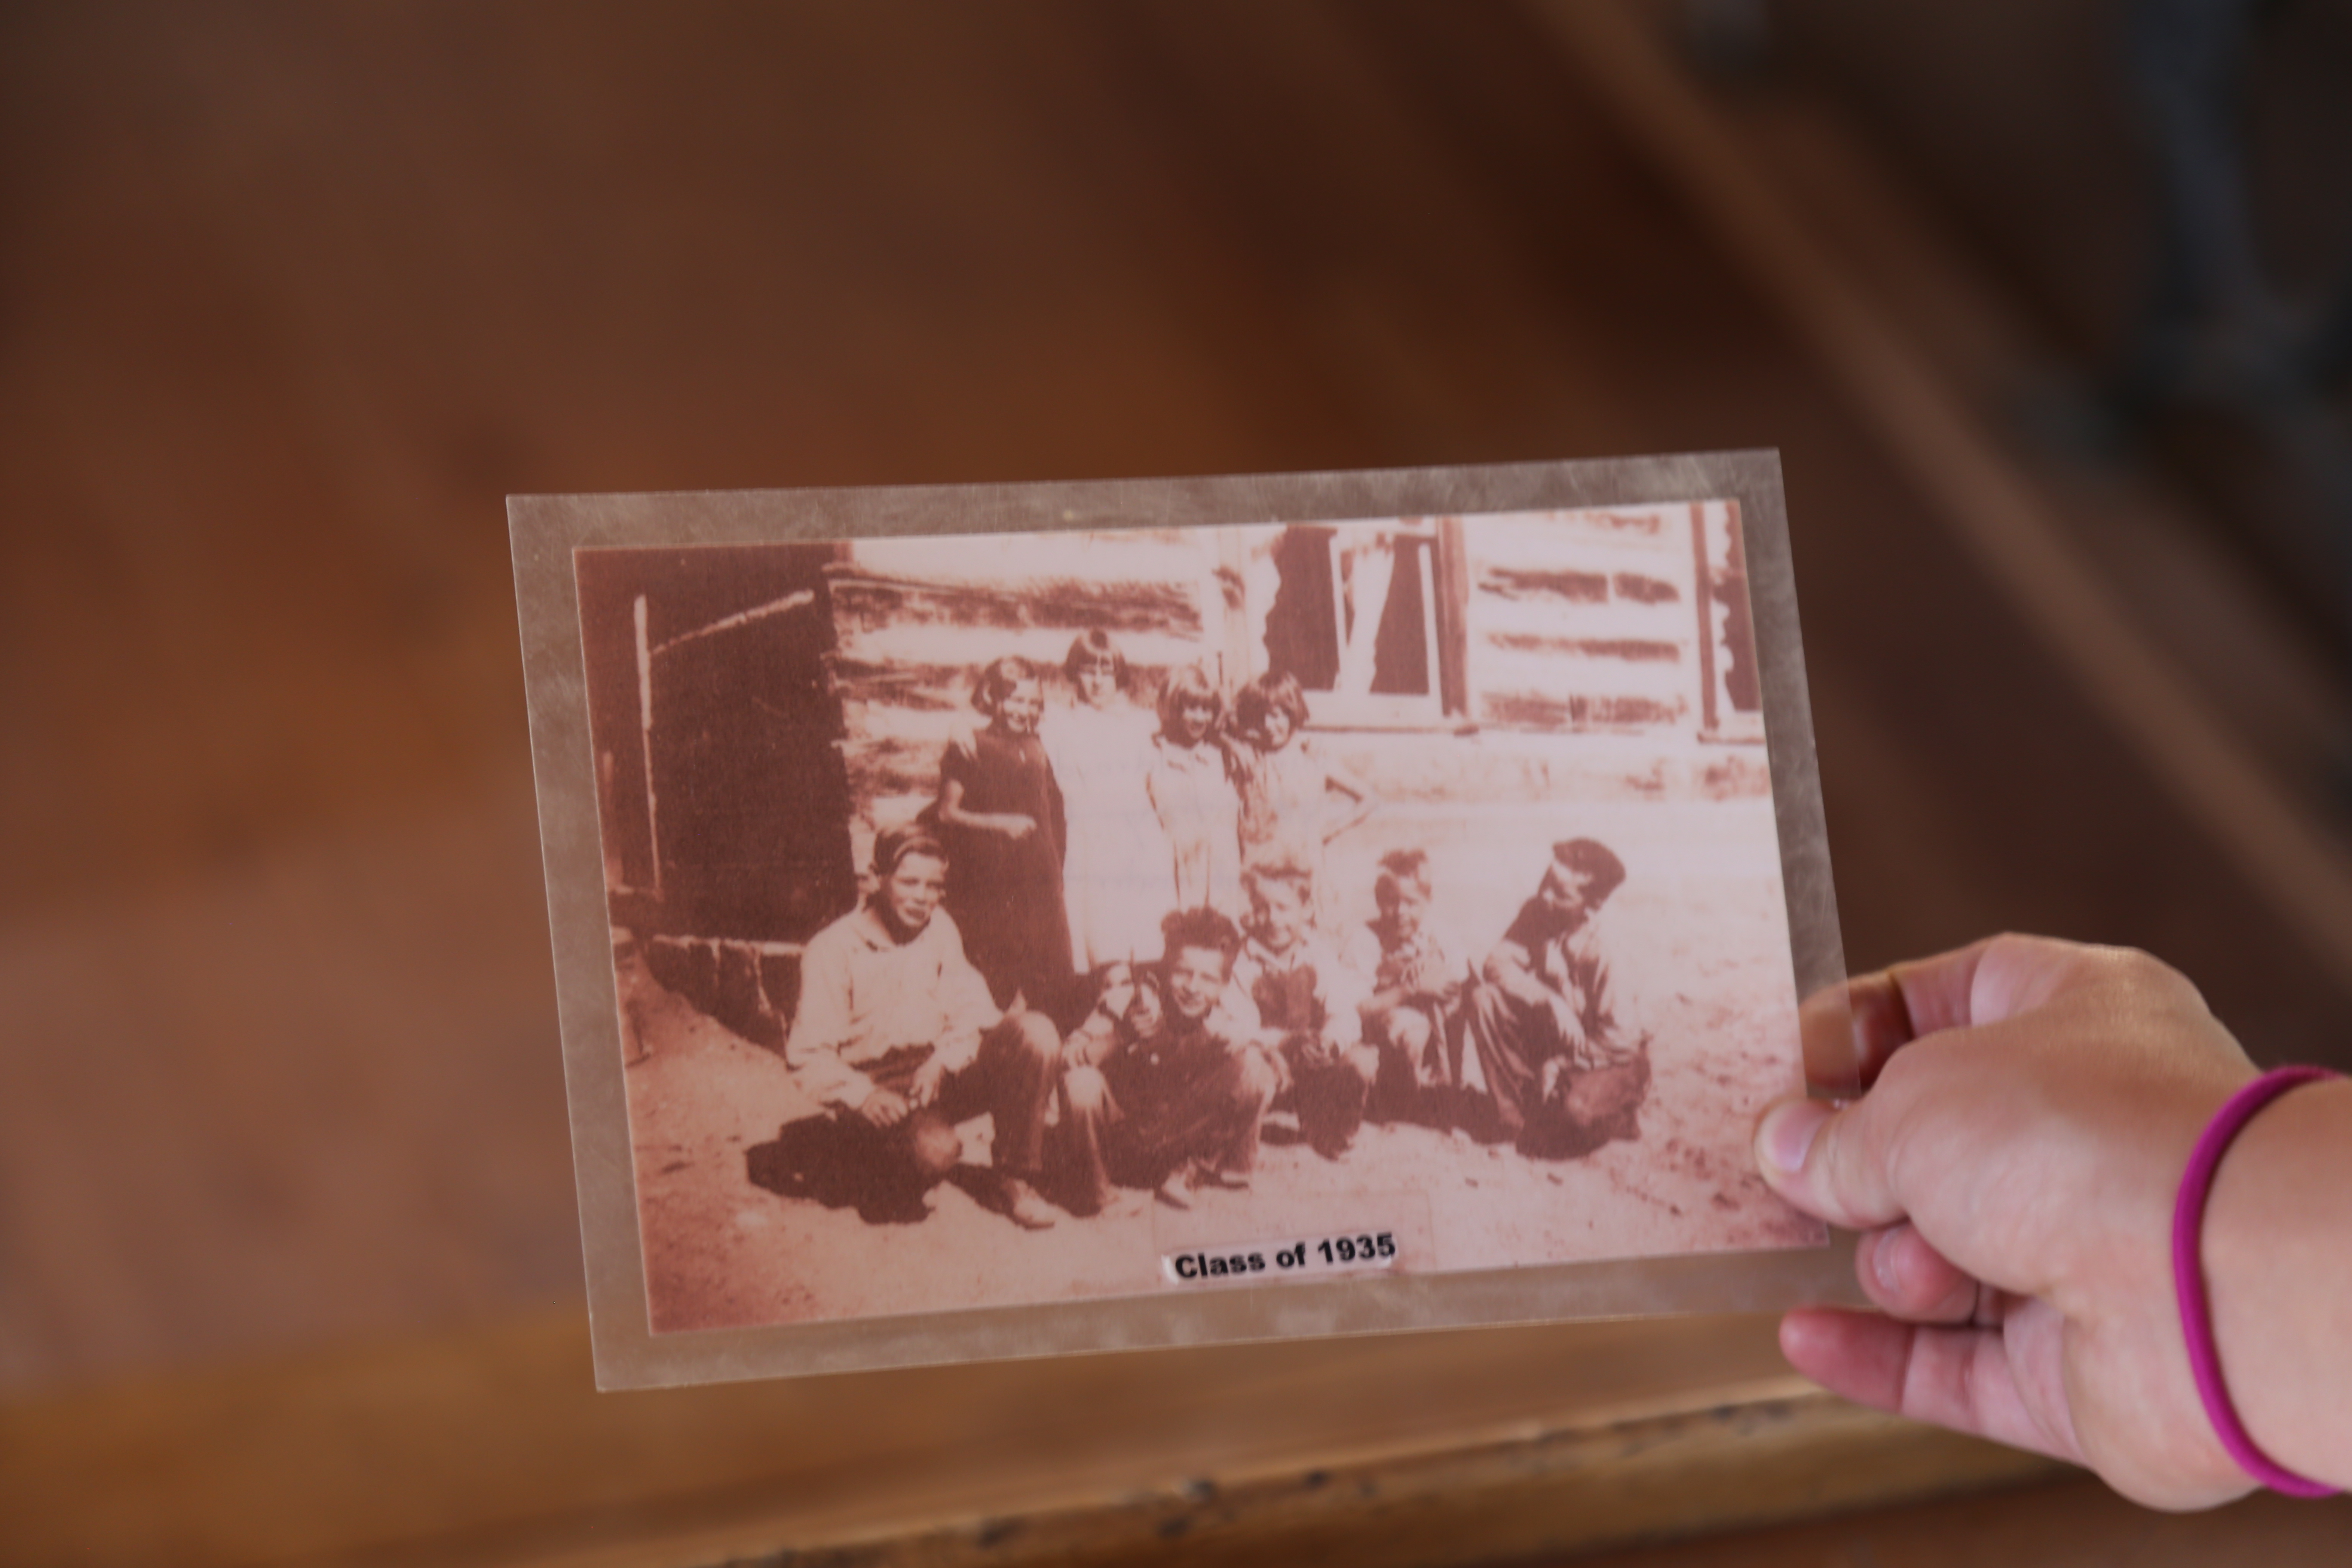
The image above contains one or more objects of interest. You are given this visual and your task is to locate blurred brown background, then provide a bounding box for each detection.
[3,1,2349,1563]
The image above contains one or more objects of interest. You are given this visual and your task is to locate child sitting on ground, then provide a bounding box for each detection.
[1057,910,1278,1214]
[1343,848,1468,1123]
[1229,853,1378,1159]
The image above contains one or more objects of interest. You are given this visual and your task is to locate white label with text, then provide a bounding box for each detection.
[1160,1230,1400,1286]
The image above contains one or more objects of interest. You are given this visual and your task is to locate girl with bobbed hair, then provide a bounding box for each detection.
[1226,671,1375,928]
[1060,628,1129,691]
[1145,662,1242,917]
[1041,630,1174,977]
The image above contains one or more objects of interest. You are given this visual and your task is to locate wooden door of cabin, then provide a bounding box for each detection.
[576,545,858,951]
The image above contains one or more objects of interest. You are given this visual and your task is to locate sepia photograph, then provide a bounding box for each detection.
[566,496,1828,1341]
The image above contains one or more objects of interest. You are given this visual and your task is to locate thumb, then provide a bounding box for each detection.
[1755,1094,1910,1231]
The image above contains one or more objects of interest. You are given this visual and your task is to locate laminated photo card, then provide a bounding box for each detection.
[511,453,1858,1387]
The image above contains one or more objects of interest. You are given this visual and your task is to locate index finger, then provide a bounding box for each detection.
[1802,936,2003,1091]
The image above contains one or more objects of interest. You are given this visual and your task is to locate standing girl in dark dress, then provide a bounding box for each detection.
[935,656,1075,1020]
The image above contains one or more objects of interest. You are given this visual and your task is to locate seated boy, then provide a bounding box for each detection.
[786,825,1064,1229]
[1459,837,1647,1150]
[1058,909,1280,1214]
[1341,847,1467,1121]
[1229,853,1377,1159]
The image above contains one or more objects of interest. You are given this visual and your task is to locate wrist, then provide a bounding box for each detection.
[2190,1073,2352,1494]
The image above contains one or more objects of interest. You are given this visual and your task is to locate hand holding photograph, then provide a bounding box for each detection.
[512,453,1858,1387]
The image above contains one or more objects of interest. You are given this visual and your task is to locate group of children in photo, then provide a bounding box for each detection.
[931,631,1375,1027]
[784,630,1648,1229]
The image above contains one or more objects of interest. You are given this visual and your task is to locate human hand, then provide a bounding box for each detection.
[858,1087,912,1129]
[997,813,1037,840]
[908,1057,949,1109]
[1288,1032,1335,1071]
[1755,935,2263,1508]
[1547,994,1584,1049]
[1538,1055,1568,1102]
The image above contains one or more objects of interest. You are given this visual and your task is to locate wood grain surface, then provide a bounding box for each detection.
[0,1310,2054,1567]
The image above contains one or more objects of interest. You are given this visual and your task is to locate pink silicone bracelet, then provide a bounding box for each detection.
[2171,1066,2342,1498]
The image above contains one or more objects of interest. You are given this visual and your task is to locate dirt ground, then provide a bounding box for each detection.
[619,796,1824,1335]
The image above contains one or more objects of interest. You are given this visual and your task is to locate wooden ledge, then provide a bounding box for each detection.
[527,1387,2052,1568]
[1,1311,2054,1567]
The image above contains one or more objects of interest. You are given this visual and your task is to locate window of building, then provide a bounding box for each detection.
[1262,520,1467,728]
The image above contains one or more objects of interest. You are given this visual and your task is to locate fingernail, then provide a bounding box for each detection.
[1868,1227,1903,1298]
[1759,1099,1831,1176]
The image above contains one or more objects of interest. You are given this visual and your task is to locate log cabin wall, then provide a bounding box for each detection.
[829,528,1225,875]
[830,509,1770,865]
